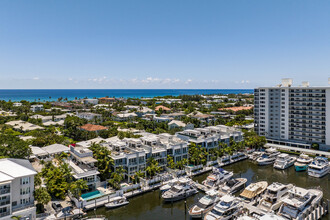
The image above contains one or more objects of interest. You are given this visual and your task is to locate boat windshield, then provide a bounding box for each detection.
[211,209,223,216]
[196,201,209,209]
[171,187,182,193]
[281,204,299,218]
[219,201,231,208]
[267,190,277,196]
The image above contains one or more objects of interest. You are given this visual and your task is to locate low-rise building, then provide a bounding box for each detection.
[68,146,100,192]
[106,137,147,181]
[114,112,138,121]
[79,124,108,133]
[5,120,44,131]
[75,137,106,148]
[153,116,172,123]
[98,97,116,104]
[155,105,171,113]
[42,144,69,156]
[168,120,194,130]
[13,102,22,107]
[30,104,44,112]
[77,112,102,121]
[83,99,99,105]
[176,125,243,157]
[0,158,37,220]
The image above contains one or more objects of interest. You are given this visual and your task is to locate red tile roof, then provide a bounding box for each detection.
[155,105,171,111]
[80,124,108,131]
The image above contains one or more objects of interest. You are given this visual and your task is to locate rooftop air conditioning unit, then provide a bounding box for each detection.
[281,78,293,87]
[301,81,309,87]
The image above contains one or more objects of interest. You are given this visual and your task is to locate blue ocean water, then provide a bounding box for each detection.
[0,89,253,102]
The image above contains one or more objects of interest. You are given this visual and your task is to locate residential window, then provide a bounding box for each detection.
[20,177,30,185]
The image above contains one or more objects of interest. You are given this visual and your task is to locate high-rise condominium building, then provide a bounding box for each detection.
[254,78,330,151]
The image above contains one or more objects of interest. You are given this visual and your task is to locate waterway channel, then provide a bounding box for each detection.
[87,160,330,220]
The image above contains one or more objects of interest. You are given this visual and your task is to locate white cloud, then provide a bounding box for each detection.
[185,79,193,84]
[33,77,40,80]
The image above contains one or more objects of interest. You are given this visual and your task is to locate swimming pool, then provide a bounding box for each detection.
[81,190,105,201]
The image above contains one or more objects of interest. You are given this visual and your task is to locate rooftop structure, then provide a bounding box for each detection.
[5,120,44,131]
[80,124,108,132]
[155,105,171,112]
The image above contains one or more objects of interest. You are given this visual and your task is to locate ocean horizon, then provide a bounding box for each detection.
[0,89,254,102]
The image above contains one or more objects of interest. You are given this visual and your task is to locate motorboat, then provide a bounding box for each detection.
[239,181,268,203]
[162,178,198,202]
[202,168,233,189]
[160,178,179,192]
[230,152,248,163]
[308,156,330,178]
[277,186,323,220]
[189,189,220,218]
[204,195,242,220]
[237,213,286,220]
[273,153,296,170]
[257,182,293,212]
[294,154,313,172]
[218,178,247,194]
[248,151,264,161]
[104,196,129,209]
[257,148,280,166]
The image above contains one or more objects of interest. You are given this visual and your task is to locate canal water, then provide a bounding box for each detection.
[87,160,330,220]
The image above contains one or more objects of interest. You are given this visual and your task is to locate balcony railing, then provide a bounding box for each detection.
[12,203,34,212]
[0,189,10,194]
[0,211,10,217]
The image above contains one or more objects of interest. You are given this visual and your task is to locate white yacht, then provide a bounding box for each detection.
[230,152,248,163]
[104,196,129,209]
[257,148,280,166]
[204,195,242,220]
[257,182,293,212]
[308,156,330,178]
[162,178,198,202]
[248,151,263,161]
[294,154,313,172]
[160,178,179,192]
[277,187,323,220]
[218,178,247,194]
[273,153,296,170]
[202,168,233,189]
[237,213,286,220]
[189,189,220,218]
[239,181,268,203]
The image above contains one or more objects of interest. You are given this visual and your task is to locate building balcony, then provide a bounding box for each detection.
[0,189,10,195]
[12,203,35,212]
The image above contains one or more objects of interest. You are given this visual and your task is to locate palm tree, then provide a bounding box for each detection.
[145,158,162,178]
[34,187,51,212]
[70,179,88,198]
[109,166,126,189]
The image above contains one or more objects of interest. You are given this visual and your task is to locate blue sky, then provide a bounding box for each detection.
[0,0,330,89]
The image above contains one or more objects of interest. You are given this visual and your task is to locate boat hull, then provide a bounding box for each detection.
[308,170,329,178]
[258,160,275,166]
[295,164,308,172]
[189,205,215,218]
[105,201,129,209]
[163,190,198,202]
